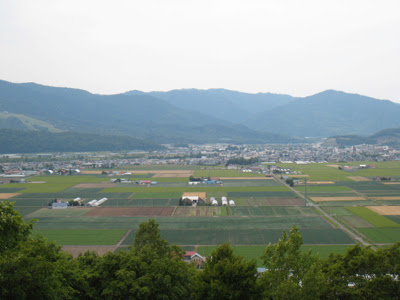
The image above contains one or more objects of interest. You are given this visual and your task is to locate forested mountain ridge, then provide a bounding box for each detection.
[0,129,163,153]
[126,88,296,122]
[1,80,400,142]
[246,90,400,137]
[323,127,400,146]
[0,80,295,144]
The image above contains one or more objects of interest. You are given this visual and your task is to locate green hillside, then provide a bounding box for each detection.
[0,112,63,132]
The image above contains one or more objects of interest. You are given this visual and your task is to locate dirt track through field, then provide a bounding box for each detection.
[84,207,175,217]
[383,182,400,185]
[0,193,20,199]
[367,206,400,215]
[307,181,335,184]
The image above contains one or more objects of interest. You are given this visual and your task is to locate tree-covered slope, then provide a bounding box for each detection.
[126,88,295,122]
[0,129,163,153]
[0,80,295,144]
[246,90,400,137]
[324,127,400,146]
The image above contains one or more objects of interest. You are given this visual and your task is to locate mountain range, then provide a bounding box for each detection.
[1,79,400,148]
[323,127,400,147]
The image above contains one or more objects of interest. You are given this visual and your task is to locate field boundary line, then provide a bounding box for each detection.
[117,229,132,246]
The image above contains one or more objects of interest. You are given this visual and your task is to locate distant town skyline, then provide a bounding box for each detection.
[0,0,399,102]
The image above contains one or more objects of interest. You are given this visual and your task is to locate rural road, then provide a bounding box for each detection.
[272,174,372,248]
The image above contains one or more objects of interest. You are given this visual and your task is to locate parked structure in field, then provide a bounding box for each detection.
[222,197,228,206]
[229,200,235,206]
[210,197,218,206]
[181,192,206,206]
[52,202,68,209]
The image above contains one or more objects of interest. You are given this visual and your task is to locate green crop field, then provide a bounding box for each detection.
[295,186,353,192]
[228,191,296,198]
[29,215,333,230]
[358,228,400,244]
[270,163,352,181]
[131,192,183,199]
[14,206,41,216]
[194,170,265,177]
[28,208,92,217]
[33,229,127,245]
[345,207,400,228]
[119,228,353,246]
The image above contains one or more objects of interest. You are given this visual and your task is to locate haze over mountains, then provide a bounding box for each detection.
[1,79,400,150]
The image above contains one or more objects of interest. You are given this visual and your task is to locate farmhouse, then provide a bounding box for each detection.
[183,251,206,269]
[181,192,206,206]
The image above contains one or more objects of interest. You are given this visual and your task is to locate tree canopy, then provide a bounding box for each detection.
[1,203,400,299]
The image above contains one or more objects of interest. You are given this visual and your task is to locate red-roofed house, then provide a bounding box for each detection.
[183,251,206,269]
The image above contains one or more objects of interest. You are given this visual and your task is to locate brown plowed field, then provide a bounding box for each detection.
[367,206,400,215]
[84,207,175,217]
[373,197,400,200]
[383,182,400,185]
[0,193,20,199]
[73,183,117,188]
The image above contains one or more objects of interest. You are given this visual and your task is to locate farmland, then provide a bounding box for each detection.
[2,161,400,259]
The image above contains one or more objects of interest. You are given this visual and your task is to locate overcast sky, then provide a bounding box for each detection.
[0,0,399,102]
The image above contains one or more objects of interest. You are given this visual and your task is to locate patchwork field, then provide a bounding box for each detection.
[3,161,400,257]
[84,207,175,217]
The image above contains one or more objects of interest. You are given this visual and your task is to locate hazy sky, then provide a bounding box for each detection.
[1,0,399,102]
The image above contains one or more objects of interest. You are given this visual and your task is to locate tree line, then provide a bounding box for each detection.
[1,201,400,299]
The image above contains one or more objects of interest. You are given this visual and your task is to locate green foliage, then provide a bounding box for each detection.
[260,224,325,299]
[0,236,80,299]
[196,243,260,299]
[0,201,34,252]
[0,128,163,154]
[321,243,400,298]
[225,157,259,166]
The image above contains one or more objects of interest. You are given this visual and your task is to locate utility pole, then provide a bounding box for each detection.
[304,178,308,206]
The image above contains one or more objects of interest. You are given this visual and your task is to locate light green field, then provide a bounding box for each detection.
[33,229,127,245]
[358,228,400,244]
[271,163,352,181]
[194,170,264,177]
[28,208,91,217]
[346,207,400,228]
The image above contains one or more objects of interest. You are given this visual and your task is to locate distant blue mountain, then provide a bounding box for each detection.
[0,80,296,144]
[245,90,400,137]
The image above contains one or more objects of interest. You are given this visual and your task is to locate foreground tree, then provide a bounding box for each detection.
[84,219,196,299]
[321,243,400,298]
[0,201,34,252]
[196,243,260,300]
[260,224,325,299]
